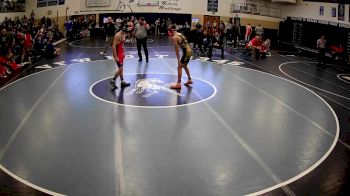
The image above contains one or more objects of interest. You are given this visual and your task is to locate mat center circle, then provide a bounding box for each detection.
[90,73,216,107]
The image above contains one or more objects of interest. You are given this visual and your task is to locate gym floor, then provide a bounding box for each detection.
[0,36,349,196]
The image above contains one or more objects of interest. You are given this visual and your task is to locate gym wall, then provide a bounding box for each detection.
[23,0,283,32]
[0,13,26,21]
[282,0,350,25]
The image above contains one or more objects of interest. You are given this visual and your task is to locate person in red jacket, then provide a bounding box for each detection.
[246,35,262,59]
[22,28,33,63]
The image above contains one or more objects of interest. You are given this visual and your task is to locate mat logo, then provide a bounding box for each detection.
[128,78,182,97]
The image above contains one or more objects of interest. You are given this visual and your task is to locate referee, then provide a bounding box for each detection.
[135,17,150,62]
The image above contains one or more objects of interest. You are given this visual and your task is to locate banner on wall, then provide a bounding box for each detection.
[320,6,324,16]
[305,0,349,4]
[37,0,65,7]
[138,0,159,6]
[338,4,345,21]
[332,7,337,17]
[207,0,218,12]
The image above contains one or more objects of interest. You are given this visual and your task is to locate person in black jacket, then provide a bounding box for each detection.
[192,23,202,50]
[100,17,115,56]
[200,30,212,55]
[209,31,224,59]
[232,21,240,48]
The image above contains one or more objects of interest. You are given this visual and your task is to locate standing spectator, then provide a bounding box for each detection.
[218,20,225,35]
[245,23,252,41]
[46,17,52,28]
[40,16,46,27]
[155,18,161,35]
[166,18,172,29]
[22,28,32,63]
[317,35,327,66]
[206,20,212,35]
[116,17,122,31]
[135,17,150,62]
[64,17,73,41]
[160,18,166,35]
[212,20,218,33]
[254,24,264,36]
[232,21,240,48]
[100,16,115,56]
[192,23,202,50]
[226,20,233,42]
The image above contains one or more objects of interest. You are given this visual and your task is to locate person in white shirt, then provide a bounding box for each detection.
[317,35,327,66]
[135,17,150,62]
[254,24,264,36]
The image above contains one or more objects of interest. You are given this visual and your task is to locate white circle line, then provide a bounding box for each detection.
[279,61,350,101]
[0,58,172,92]
[283,62,350,92]
[0,164,66,196]
[232,63,340,196]
[0,58,340,196]
[337,74,350,84]
[89,73,217,109]
[0,66,66,91]
[68,38,157,49]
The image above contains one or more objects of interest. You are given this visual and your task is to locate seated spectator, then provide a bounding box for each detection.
[33,31,46,56]
[0,14,63,81]
[331,44,345,61]
[246,35,263,59]
[0,50,19,78]
[200,30,212,54]
[45,38,61,59]
[260,39,271,58]
[209,31,224,59]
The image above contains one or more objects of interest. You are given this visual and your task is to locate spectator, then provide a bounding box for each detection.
[209,31,224,60]
[166,18,172,29]
[232,21,240,48]
[317,35,327,66]
[212,20,218,33]
[45,38,61,59]
[226,20,233,42]
[254,24,264,36]
[245,23,252,41]
[161,18,167,35]
[22,28,33,63]
[64,17,73,41]
[246,35,263,59]
[218,20,225,35]
[0,13,63,81]
[100,16,115,56]
[191,23,202,50]
[200,30,212,55]
[155,18,161,36]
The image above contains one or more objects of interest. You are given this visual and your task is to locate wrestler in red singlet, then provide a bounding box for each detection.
[110,26,133,89]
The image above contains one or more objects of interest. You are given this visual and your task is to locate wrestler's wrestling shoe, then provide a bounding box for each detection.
[184,80,193,86]
[170,83,182,89]
[121,81,131,88]
[110,80,117,89]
